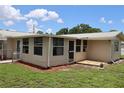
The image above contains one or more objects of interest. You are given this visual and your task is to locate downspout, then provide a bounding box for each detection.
[47,37,51,68]
[1,41,3,60]
[110,40,114,63]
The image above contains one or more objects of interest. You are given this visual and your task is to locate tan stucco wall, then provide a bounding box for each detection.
[74,52,87,62]
[87,40,111,62]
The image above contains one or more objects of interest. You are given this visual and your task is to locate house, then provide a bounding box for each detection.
[0,30,123,68]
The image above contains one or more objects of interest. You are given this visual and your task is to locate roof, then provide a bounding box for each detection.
[0,30,36,37]
[60,31,124,40]
[0,30,37,40]
[0,30,79,40]
[0,30,124,41]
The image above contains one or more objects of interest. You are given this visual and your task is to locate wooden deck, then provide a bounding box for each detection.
[77,60,106,67]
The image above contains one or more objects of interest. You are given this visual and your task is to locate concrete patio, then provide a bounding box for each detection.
[0,60,18,64]
[77,60,107,67]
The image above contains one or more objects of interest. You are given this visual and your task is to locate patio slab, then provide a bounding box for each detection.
[0,60,17,64]
[77,60,106,67]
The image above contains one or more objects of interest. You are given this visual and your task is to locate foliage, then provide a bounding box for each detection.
[56,28,69,35]
[37,31,43,34]
[56,24,102,35]
[109,29,118,32]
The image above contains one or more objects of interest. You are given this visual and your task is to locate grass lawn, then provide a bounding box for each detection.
[120,55,124,59]
[0,62,124,88]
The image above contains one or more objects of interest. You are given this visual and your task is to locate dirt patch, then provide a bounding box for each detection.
[15,61,74,72]
[15,62,44,72]
[15,61,102,72]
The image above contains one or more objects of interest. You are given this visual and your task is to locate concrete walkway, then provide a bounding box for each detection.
[77,60,106,67]
[0,60,13,64]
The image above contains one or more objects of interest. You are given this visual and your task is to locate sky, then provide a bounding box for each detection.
[0,5,124,33]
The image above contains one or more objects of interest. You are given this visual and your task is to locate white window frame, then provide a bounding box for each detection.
[22,38,29,54]
[34,37,43,56]
[114,41,119,52]
[53,38,64,56]
[76,39,81,52]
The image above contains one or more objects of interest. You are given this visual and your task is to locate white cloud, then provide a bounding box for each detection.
[26,19,38,33]
[46,28,52,34]
[0,5,26,20]
[42,11,59,21]
[3,20,14,26]
[25,9,47,18]
[57,18,64,23]
[100,17,113,24]
[108,20,113,24]
[121,19,124,23]
[100,17,106,23]
[25,9,64,23]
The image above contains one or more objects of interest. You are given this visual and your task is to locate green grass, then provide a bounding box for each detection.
[0,63,124,88]
[120,55,124,59]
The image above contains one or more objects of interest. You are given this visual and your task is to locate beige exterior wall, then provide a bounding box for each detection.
[5,36,121,67]
[49,39,87,66]
[74,52,87,61]
[74,40,87,62]
[49,38,69,66]
[20,37,49,68]
[8,37,88,67]
[6,38,16,58]
[87,40,111,62]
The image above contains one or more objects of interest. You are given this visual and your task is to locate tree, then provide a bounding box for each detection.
[69,27,81,34]
[86,28,102,33]
[69,24,101,34]
[56,28,68,35]
[109,29,118,32]
[37,31,43,34]
[56,23,102,35]
[79,24,92,33]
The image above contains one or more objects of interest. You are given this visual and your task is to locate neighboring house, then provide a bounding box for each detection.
[0,30,123,68]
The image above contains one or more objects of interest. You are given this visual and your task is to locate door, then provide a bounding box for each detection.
[69,41,74,62]
[16,40,20,59]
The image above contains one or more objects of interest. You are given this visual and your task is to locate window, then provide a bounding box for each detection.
[23,38,29,54]
[53,38,64,56]
[114,41,119,52]
[0,42,2,49]
[76,39,81,52]
[34,37,43,56]
[83,40,87,52]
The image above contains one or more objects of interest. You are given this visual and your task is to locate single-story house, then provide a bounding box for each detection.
[0,30,123,68]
